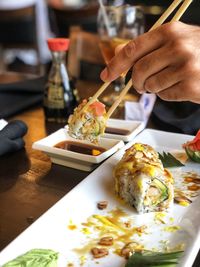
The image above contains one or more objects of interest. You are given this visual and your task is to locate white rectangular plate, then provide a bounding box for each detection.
[1,129,200,267]
[32,128,124,171]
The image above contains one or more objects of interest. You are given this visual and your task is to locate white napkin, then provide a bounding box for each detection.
[125,93,156,126]
[0,119,8,130]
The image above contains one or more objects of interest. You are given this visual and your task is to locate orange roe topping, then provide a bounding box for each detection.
[89,101,106,116]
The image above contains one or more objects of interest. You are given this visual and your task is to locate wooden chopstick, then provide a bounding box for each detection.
[82,81,110,111]
[171,0,193,21]
[107,0,193,118]
[149,0,183,31]
[107,79,132,118]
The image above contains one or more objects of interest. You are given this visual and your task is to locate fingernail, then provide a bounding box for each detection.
[133,84,144,94]
[100,68,108,81]
[136,87,145,94]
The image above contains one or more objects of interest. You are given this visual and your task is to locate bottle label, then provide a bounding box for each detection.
[45,85,65,109]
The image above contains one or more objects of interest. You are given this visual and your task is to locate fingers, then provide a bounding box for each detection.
[99,21,200,104]
[143,65,183,94]
[157,83,187,101]
[157,80,200,103]
[100,22,193,83]
[132,46,177,93]
[100,27,166,82]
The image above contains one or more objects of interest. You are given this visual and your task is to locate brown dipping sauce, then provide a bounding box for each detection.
[54,141,106,156]
[105,127,130,136]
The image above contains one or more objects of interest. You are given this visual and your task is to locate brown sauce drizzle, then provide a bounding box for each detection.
[184,177,200,184]
[187,185,200,191]
[54,141,106,156]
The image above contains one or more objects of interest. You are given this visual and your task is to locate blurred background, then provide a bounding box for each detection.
[0,0,199,76]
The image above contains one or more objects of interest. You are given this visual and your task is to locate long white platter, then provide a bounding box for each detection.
[0,129,200,267]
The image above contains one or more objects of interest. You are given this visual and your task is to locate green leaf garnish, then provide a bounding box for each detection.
[2,249,59,267]
[158,152,184,168]
[125,250,184,267]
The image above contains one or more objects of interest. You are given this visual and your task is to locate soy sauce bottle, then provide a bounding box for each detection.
[43,38,77,123]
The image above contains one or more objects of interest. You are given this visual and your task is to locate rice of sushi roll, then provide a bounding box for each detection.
[68,99,107,143]
[114,143,174,213]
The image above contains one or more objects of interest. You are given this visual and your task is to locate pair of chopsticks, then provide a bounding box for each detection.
[85,0,193,118]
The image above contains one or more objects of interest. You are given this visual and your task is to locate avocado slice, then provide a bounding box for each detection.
[151,178,169,205]
[94,121,100,136]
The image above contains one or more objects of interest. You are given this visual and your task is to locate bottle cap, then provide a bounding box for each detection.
[47,38,70,51]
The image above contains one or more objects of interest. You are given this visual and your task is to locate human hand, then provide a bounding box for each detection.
[100,22,200,103]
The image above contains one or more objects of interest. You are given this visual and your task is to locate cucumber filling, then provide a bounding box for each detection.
[144,179,169,206]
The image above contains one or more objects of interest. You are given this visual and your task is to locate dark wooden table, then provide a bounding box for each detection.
[0,72,199,267]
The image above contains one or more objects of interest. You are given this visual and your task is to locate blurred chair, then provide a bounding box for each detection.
[49,2,99,37]
[67,26,105,82]
[0,5,44,74]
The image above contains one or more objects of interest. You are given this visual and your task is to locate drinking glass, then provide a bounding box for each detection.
[97,3,145,106]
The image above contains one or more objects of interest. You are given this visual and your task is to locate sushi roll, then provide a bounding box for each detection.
[68,99,107,143]
[114,143,174,213]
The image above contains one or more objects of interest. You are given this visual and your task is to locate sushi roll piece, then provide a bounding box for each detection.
[68,99,107,143]
[114,143,174,213]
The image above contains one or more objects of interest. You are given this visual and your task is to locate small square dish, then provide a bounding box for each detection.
[32,128,124,172]
[103,118,145,142]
